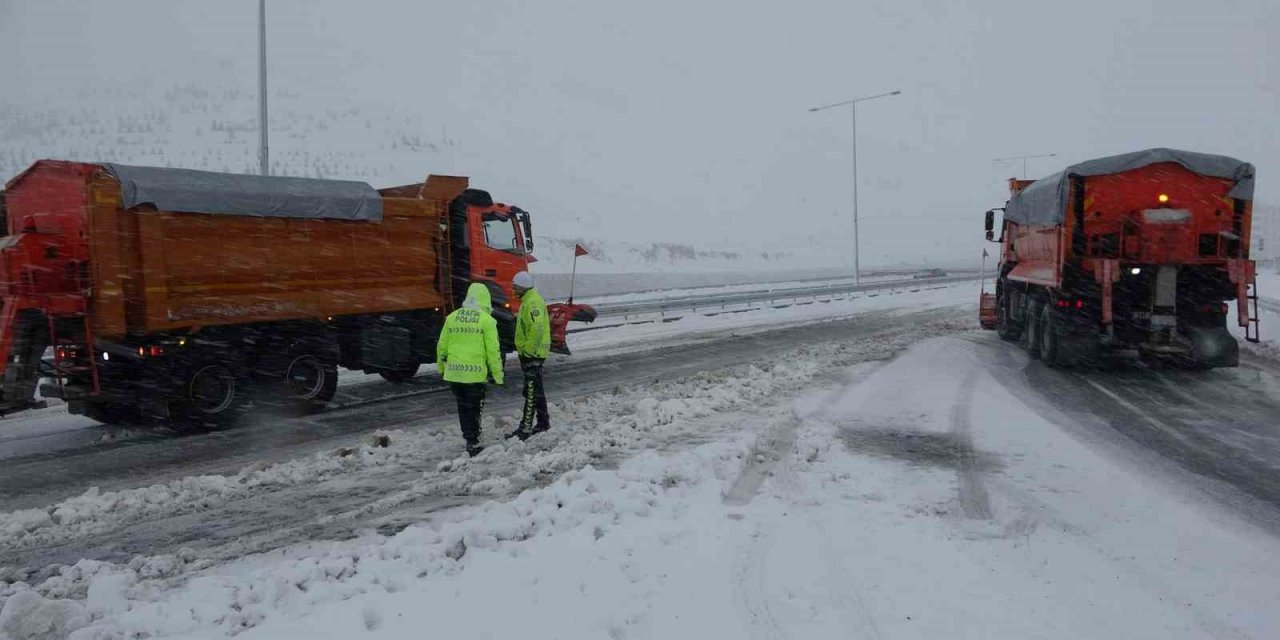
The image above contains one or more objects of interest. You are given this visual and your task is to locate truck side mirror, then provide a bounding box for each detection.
[516,210,534,253]
[984,209,1002,242]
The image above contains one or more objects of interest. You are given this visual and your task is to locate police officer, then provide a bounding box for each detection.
[437,283,504,457]
[507,271,551,440]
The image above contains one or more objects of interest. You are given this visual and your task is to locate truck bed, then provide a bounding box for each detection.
[4,162,463,339]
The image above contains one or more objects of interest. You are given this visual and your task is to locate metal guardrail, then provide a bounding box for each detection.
[587,274,984,320]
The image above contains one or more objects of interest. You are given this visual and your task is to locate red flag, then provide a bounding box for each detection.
[574,244,589,257]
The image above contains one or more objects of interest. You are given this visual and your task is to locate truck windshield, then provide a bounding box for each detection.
[482,214,521,253]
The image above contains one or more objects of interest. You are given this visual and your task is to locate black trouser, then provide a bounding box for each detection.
[518,356,550,432]
[450,382,487,446]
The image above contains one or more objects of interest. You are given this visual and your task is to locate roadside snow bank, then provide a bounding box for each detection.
[221,336,1280,639]
[1,319,971,637]
[0,434,408,553]
[8,333,1280,639]
[570,280,975,356]
[4,435,757,639]
[0,311,968,560]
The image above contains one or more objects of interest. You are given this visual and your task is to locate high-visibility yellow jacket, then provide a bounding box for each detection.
[437,283,504,385]
[515,287,550,359]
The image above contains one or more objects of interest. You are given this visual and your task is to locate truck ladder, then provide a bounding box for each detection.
[1245,280,1261,343]
[1227,259,1261,344]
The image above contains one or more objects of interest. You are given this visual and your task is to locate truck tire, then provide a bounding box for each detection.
[1184,326,1239,370]
[1038,304,1062,367]
[379,362,420,383]
[275,342,339,412]
[996,295,1021,342]
[1023,302,1042,359]
[173,359,249,428]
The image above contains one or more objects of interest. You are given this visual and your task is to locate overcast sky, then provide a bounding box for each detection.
[2,0,1277,267]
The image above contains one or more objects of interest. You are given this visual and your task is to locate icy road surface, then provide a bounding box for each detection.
[3,278,1280,639]
[0,281,973,508]
[4,329,1280,639]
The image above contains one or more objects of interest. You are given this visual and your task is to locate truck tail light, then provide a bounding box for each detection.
[1055,299,1085,309]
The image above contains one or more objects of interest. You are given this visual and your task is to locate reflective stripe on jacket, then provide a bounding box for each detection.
[437,283,504,384]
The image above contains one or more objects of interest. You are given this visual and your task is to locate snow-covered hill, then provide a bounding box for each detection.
[1,80,855,274]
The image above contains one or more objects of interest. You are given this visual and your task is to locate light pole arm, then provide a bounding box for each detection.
[808,89,902,113]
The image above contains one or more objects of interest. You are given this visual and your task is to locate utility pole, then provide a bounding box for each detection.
[258,0,269,176]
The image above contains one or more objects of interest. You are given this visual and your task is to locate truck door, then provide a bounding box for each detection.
[470,207,531,309]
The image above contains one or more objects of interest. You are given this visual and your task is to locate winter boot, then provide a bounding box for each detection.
[504,428,530,442]
[467,443,485,458]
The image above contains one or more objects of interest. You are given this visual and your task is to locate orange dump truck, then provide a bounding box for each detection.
[979,148,1258,368]
[0,161,594,425]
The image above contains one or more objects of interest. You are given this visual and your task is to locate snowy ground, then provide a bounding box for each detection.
[0,279,978,465]
[574,273,911,306]
[5,331,1278,639]
[2,277,1279,639]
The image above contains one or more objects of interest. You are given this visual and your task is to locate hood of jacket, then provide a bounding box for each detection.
[462,282,493,313]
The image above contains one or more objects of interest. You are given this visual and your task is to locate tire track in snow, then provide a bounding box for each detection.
[951,371,993,520]
[732,524,789,640]
[722,412,803,507]
[722,363,883,507]
[728,366,887,640]
[815,525,884,640]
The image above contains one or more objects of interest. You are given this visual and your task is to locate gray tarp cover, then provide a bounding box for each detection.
[103,164,383,221]
[1004,148,1255,226]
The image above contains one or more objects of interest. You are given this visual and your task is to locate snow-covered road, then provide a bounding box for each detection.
[5,329,1280,639]
[0,308,965,575]
[3,277,1280,639]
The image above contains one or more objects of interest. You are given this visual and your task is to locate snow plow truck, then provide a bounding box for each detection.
[979,148,1259,368]
[0,161,595,426]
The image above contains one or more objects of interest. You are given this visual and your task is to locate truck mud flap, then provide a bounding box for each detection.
[1185,326,1239,369]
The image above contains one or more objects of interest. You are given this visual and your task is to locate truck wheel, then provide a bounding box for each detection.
[1024,303,1042,359]
[996,297,1021,342]
[277,347,339,412]
[174,360,248,428]
[1039,304,1062,367]
[1184,326,1239,370]
[379,362,420,383]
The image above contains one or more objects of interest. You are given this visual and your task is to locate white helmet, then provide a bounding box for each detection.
[513,271,535,290]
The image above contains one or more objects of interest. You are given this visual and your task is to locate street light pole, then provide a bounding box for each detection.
[851,101,858,283]
[993,152,1057,179]
[809,89,901,286]
[258,0,269,176]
